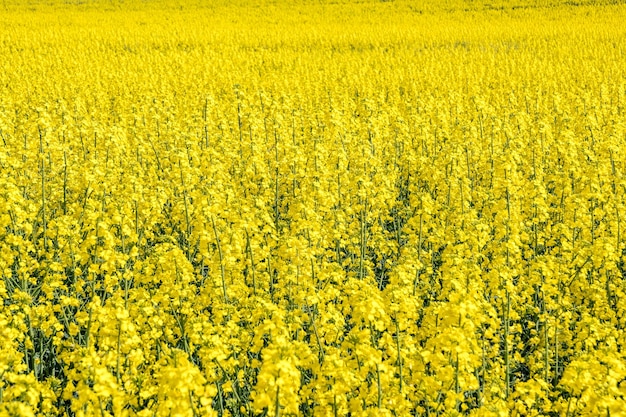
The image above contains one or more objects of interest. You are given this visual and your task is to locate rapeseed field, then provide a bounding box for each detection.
[1,0,626,415]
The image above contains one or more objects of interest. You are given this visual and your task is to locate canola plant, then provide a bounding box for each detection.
[1,0,626,415]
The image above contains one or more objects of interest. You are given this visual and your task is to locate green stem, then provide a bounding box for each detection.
[116,322,121,384]
[554,316,559,385]
[245,229,257,295]
[543,320,550,382]
[63,151,68,215]
[275,384,281,417]
[377,364,382,409]
[307,302,325,364]
[180,161,191,258]
[504,290,510,399]
[395,316,403,393]
[211,217,227,302]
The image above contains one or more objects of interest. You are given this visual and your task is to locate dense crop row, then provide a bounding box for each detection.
[1,1,626,416]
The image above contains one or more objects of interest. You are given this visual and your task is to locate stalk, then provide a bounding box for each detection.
[216,381,224,415]
[203,98,208,149]
[540,289,548,384]
[39,127,47,251]
[413,212,423,296]
[275,384,281,417]
[504,290,511,398]
[179,161,191,258]
[480,327,486,405]
[359,198,367,280]
[307,302,325,364]
[376,364,382,409]
[245,229,257,295]
[274,129,280,231]
[395,317,403,393]
[459,179,465,214]
[465,146,472,188]
[454,352,460,411]
[116,322,121,384]
[211,217,228,302]
[554,315,559,385]
[505,186,511,266]
[616,205,621,250]
[591,199,595,244]
[490,127,494,188]
[63,151,68,215]
[189,392,199,417]
[236,91,243,159]
[86,302,93,349]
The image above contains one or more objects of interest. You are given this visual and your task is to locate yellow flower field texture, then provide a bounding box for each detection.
[1,0,626,415]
